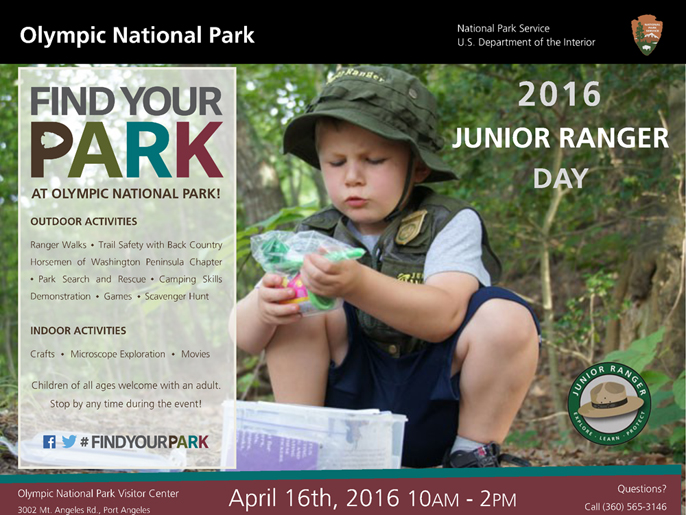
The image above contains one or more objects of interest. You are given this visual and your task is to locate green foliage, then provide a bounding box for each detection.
[554,271,619,361]
[0,379,17,409]
[237,64,332,209]
[605,328,685,460]
[504,429,541,449]
[0,354,17,408]
[0,64,20,382]
[605,328,665,372]
[429,64,681,281]
[673,371,685,410]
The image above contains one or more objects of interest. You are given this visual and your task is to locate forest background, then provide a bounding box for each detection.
[0,63,684,470]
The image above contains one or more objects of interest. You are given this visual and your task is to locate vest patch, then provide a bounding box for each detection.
[397,272,423,284]
[395,209,428,245]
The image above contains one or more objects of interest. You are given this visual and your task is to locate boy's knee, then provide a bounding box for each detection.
[489,300,537,343]
[461,299,538,357]
[263,313,334,406]
[264,307,349,363]
[266,313,327,352]
[324,308,349,366]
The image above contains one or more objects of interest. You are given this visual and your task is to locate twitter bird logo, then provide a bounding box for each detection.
[62,435,76,448]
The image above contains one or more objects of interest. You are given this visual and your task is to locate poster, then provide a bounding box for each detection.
[1,14,684,514]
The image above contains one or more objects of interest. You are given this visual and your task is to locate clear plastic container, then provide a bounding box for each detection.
[222,401,406,470]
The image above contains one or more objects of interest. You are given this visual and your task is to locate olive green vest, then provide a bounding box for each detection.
[297,186,501,357]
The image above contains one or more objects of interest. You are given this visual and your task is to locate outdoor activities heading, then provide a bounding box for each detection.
[20,26,255,48]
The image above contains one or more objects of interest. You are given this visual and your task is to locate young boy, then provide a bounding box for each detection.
[236,66,540,468]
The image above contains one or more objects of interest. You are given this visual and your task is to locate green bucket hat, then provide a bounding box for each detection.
[283,66,456,183]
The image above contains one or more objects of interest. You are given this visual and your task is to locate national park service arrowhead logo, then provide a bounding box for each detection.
[631,15,663,56]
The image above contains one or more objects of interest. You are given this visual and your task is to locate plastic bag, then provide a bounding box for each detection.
[250,231,365,316]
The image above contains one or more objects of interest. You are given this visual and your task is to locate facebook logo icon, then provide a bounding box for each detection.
[43,435,56,449]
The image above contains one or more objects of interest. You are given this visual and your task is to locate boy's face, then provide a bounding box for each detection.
[316,120,429,236]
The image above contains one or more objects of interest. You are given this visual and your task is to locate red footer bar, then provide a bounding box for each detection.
[4,472,681,514]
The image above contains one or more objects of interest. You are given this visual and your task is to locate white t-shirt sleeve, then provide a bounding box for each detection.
[424,209,491,286]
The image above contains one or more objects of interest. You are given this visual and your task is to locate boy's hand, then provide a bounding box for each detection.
[300,253,364,299]
[256,273,302,326]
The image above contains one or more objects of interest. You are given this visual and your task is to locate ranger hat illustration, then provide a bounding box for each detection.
[578,381,644,418]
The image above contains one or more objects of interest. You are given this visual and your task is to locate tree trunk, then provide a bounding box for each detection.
[540,144,570,436]
[236,99,287,225]
[604,82,685,377]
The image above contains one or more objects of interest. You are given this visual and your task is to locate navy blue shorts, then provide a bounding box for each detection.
[324,286,541,468]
